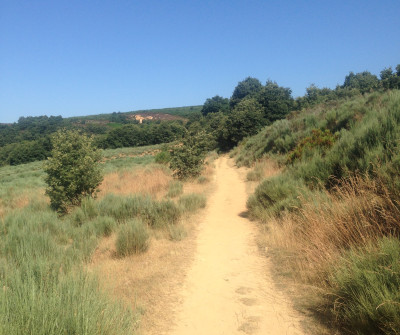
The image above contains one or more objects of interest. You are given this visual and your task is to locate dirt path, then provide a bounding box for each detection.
[169,156,305,335]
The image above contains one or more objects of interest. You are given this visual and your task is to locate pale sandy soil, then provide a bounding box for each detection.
[90,156,306,335]
[168,156,305,335]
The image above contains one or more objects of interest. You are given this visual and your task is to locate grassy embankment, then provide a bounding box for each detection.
[233,90,400,334]
[0,144,210,334]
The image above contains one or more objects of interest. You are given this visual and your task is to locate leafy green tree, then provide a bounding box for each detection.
[201,95,230,116]
[305,84,335,105]
[230,77,263,108]
[342,71,379,94]
[257,80,294,121]
[44,129,103,213]
[380,66,400,90]
[224,98,266,148]
[170,131,214,179]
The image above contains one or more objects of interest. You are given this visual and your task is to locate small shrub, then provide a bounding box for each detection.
[152,200,181,227]
[178,194,207,213]
[247,174,310,219]
[116,219,149,256]
[287,129,338,164]
[92,216,116,237]
[168,224,187,241]
[154,150,171,164]
[167,180,183,198]
[170,131,213,179]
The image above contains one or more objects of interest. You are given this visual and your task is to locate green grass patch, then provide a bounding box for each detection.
[0,204,137,334]
[98,194,181,228]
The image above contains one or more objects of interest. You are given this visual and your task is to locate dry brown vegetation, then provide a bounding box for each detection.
[98,166,172,199]
[265,174,400,284]
[0,190,47,219]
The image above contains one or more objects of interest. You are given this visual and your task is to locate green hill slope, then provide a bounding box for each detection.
[234,89,400,334]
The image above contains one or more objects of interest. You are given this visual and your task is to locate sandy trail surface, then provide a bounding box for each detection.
[169,156,305,335]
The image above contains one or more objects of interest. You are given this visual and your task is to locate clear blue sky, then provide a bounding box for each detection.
[1,0,399,123]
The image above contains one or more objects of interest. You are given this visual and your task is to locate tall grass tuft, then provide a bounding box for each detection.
[178,194,207,213]
[167,180,183,198]
[328,237,400,335]
[92,216,116,237]
[116,219,149,256]
[0,271,135,335]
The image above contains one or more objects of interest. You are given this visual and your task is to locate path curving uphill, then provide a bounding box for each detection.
[169,156,305,335]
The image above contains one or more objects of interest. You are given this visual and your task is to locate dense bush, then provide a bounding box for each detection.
[44,130,103,213]
[238,89,400,335]
[286,129,338,164]
[170,131,214,179]
[247,174,310,219]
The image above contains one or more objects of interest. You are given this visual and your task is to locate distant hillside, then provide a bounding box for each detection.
[68,105,202,122]
[0,105,201,166]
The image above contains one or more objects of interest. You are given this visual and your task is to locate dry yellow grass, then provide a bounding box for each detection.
[98,166,172,199]
[265,175,400,284]
[245,159,281,194]
[0,191,46,218]
[256,159,281,179]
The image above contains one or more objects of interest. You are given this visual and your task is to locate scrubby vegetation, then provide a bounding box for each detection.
[0,143,210,334]
[235,84,400,334]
